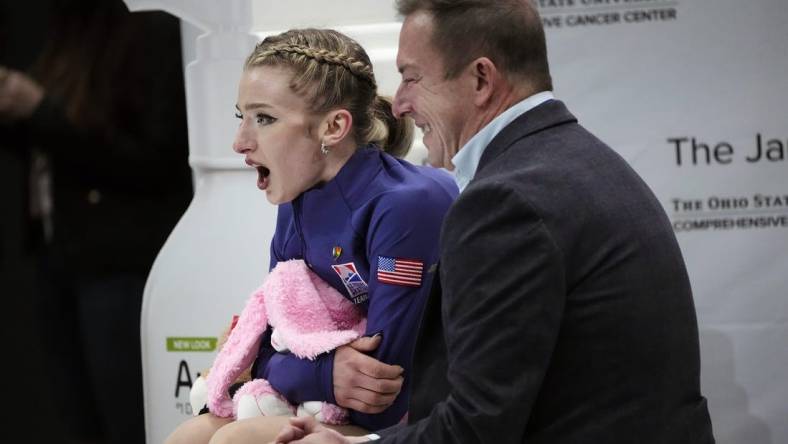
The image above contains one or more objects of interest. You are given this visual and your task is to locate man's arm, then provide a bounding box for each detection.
[258,321,403,416]
[381,183,566,443]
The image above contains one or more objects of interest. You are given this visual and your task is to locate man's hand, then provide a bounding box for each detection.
[0,66,44,123]
[333,335,403,414]
[273,416,365,444]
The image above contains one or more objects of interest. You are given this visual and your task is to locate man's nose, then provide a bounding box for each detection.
[391,87,411,119]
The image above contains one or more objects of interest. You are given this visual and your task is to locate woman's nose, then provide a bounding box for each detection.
[232,126,254,154]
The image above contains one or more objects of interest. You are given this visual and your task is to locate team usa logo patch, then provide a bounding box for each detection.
[377,256,423,287]
[331,262,369,304]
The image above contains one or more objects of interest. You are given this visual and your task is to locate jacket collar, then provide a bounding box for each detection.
[476,99,577,174]
[452,92,554,192]
[299,145,382,208]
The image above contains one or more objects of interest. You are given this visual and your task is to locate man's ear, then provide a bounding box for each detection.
[320,109,354,146]
[469,57,498,107]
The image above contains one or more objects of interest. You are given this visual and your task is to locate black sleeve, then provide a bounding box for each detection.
[23,11,190,195]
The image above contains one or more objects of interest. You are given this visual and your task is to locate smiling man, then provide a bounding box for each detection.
[275,1,715,443]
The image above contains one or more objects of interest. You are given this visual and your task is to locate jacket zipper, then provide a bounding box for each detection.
[292,197,310,268]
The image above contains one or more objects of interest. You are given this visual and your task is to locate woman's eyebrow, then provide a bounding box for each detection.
[236,102,274,111]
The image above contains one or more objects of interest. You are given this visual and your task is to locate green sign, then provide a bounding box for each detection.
[166,337,217,352]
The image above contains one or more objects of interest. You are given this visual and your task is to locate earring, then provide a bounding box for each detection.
[320,142,330,155]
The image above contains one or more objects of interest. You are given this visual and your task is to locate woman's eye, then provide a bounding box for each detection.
[257,114,276,125]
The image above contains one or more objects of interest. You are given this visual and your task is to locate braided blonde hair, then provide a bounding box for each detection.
[244,29,413,158]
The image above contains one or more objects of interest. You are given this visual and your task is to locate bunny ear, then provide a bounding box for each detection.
[279,318,367,360]
[265,259,368,359]
[205,286,269,418]
[279,329,363,360]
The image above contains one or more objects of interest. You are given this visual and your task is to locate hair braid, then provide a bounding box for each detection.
[255,43,377,89]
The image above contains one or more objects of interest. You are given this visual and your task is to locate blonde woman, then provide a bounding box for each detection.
[165,28,457,444]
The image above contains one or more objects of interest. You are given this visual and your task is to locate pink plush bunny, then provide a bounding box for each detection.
[203,259,366,423]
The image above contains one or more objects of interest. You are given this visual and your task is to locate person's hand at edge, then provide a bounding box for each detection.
[272,417,370,444]
[0,66,44,123]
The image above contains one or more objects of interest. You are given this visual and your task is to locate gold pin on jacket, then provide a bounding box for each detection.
[332,246,342,261]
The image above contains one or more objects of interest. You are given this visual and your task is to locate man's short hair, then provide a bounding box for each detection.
[396,0,552,91]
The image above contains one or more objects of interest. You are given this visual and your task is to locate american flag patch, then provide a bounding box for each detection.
[377,256,423,287]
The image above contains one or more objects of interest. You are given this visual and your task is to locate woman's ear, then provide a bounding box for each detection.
[320,109,354,146]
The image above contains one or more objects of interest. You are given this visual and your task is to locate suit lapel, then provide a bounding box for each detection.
[477,99,578,173]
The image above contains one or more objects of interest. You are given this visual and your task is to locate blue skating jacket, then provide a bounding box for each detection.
[255,146,458,430]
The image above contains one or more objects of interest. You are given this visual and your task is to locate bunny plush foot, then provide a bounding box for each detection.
[189,376,208,416]
[233,379,294,420]
[296,401,349,425]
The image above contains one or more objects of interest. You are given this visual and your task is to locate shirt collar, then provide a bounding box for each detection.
[451,91,554,192]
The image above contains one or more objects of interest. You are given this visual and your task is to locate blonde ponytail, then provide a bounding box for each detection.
[365,95,413,158]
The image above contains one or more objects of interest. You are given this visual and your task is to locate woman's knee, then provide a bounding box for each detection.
[164,414,232,444]
[209,416,291,444]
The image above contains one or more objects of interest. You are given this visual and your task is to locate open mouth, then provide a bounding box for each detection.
[246,158,271,190]
[256,165,271,190]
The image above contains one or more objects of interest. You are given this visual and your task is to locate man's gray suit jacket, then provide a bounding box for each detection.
[381,100,714,443]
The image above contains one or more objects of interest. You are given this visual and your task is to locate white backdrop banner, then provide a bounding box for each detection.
[539,0,788,443]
